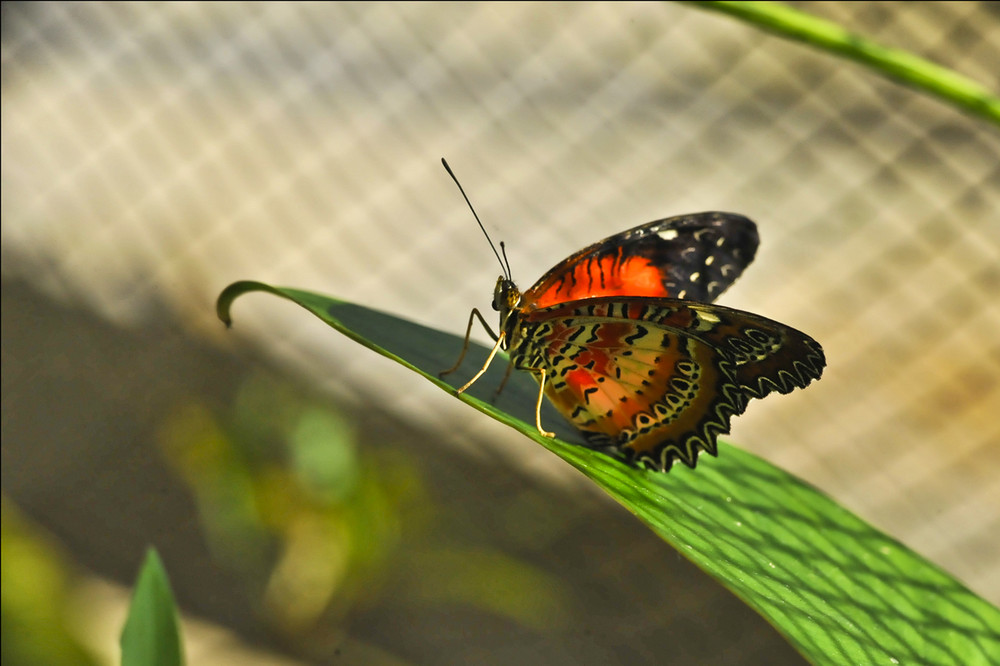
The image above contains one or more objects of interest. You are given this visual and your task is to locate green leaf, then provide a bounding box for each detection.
[683,1,1000,125]
[120,548,184,666]
[218,281,1000,665]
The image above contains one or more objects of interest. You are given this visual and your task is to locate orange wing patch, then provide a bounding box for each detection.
[527,253,674,309]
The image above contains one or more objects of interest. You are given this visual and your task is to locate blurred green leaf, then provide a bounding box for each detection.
[120,549,184,666]
[685,1,1000,124]
[157,374,418,637]
[218,281,1000,665]
[1,499,100,666]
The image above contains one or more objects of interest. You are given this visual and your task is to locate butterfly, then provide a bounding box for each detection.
[440,164,825,471]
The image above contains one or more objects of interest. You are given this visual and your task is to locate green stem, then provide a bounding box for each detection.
[684,1,1000,125]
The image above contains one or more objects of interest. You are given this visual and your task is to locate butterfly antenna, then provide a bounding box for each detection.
[499,241,512,280]
[442,158,509,280]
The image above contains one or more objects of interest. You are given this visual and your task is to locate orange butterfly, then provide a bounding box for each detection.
[441,161,824,471]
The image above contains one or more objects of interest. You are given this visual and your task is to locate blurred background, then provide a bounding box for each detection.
[2,2,998,664]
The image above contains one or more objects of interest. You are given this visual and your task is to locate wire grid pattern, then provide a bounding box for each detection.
[3,0,999,613]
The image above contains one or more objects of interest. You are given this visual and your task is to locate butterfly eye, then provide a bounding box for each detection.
[491,276,506,311]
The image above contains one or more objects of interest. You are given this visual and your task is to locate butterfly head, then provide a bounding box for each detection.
[492,275,521,315]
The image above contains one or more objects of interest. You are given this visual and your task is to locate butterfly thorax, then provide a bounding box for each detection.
[494,276,550,369]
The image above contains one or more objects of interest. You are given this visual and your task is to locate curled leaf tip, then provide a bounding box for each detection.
[216,280,267,329]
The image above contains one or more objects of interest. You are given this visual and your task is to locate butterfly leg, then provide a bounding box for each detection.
[455,331,506,394]
[522,366,555,438]
[493,361,515,399]
[440,308,499,378]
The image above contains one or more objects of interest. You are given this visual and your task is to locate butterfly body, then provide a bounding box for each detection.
[453,211,825,472]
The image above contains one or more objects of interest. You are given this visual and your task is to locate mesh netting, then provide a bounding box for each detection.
[3,0,998,651]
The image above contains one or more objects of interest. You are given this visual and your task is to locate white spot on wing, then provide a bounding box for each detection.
[658,229,679,241]
[704,255,714,266]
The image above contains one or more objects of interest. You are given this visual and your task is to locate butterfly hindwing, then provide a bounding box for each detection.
[513,297,824,470]
[522,212,759,309]
[679,302,827,400]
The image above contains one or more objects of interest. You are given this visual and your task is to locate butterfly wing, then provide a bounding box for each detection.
[683,302,826,401]
[521,212,759,309]
[513,297,825,470]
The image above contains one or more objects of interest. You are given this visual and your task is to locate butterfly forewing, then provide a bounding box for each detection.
[522,212,759,309]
